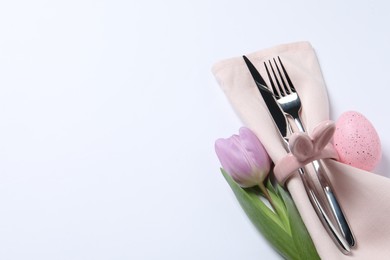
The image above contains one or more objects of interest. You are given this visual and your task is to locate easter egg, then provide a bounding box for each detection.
[333,111,381,171]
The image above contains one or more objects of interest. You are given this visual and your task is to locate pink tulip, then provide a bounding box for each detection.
[215,127,271,188]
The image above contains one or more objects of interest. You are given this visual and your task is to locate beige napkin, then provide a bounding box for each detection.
[212,42,390,259]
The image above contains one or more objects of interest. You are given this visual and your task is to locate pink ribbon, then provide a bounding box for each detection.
[274,120,339,185]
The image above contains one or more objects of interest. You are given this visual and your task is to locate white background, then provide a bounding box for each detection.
[1,1,389,259]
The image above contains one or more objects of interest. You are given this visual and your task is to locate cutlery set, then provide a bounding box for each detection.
[242,56,355,254]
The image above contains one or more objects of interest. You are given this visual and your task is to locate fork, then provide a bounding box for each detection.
[264,57,356,248]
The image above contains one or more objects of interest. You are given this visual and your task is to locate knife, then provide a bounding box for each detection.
[242,56,287,136]
[242,55,351,254]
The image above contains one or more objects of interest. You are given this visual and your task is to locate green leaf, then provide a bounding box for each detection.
[267,186,291,234]
[277,185,320,260]
[265,179,290,234]
[221,169,298,259]
[221,169,320,260]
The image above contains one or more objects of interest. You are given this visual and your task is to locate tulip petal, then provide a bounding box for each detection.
[215,128,271,188]
[239,127,271,174]
[215,137,253,187]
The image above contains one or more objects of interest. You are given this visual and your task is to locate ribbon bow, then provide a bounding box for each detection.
[274,120,339,185]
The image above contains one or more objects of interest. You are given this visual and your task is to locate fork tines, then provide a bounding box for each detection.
[264,57,296,99]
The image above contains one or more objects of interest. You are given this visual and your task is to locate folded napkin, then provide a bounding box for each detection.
[212,42,390,259]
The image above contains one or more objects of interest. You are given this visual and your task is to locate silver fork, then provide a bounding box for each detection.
[264,57,356,248]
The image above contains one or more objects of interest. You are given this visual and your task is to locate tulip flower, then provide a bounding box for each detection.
[215,127,271,188]
[215,127,320,259]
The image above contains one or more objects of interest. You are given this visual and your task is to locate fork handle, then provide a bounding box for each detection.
[313,160,356,247]
[294,117,356,247]
[296,166,351,254]
[281,136,351,253]
[294,117,305,132]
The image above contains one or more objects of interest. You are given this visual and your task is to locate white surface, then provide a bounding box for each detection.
[0,1,389,259]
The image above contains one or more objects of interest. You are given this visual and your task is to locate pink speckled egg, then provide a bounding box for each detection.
[333,111,381,171]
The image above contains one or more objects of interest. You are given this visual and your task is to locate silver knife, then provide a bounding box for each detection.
[242,55,351,254]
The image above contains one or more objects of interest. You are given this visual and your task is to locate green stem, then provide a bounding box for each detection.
[258,182,278,214]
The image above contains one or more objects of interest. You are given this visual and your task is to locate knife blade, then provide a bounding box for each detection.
[242,55,351,254]
[243,56,287,137]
